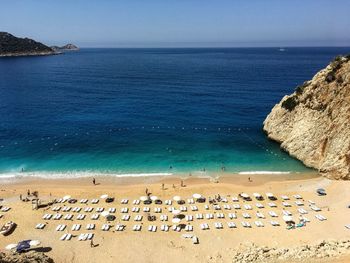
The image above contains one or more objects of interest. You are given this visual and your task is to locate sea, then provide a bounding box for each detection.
[0,47,349,179]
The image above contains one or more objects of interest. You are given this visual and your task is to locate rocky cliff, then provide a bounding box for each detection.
[0,32,57,57]
[263,55,350,180]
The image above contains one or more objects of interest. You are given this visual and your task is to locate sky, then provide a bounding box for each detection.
[1,0,350,47]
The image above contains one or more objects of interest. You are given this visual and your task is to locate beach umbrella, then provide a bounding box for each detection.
[100,194,108,199]
[29,240,41,247]
[63,195,71,200]
[172,209,181,215]
[16,240,31,253]
[5,243,17,250]
[193,193,201,199]
[101,211,110,217]
[173,196,181,201]
[140,196,148,201]
[150,196,158,201]
[172,218,181,224]
[283,215,293,222]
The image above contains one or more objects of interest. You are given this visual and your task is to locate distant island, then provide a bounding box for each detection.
[0,32,78,57]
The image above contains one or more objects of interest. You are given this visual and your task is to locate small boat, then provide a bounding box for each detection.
[0,221,16,236]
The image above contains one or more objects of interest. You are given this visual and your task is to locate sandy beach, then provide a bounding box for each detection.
[1,173,350,263]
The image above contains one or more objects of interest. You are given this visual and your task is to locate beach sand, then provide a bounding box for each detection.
[0,173,349,263]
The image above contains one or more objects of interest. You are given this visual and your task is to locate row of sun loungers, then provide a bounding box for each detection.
[35,223,46,229]
[1,207,11,212]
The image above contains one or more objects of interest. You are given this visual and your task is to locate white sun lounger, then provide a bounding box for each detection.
[186,215,193,221]
[308,200,315,205]
[76,214,86,220]
[91,199,99,204]
[214,222,223,229]
[244,204,252,210]
[222,198,228,203]
[216,213,225,219]
[148,225,157,232]
[80,199,88,204]
[133,199,140,205]
[282,202,291,207]
[64,214,73,220]
[241,222,251,228]
[35,223,46,229]
[255,221,264,227]
[281,195,289,200]
[101,224,111,231]
[223,204,231,210]
[345,225,350,229]
[232,197,239,202]
[227,222,236,228]
[52,206,61,211]
[122,214,130,221]
[60,233,72,241]
[72,207,81,212]
[242,213,251,219]
[42,214,52,220]
[134,215,143,221]
[298,208,308,214]
[115,224,125,231]
[154,207,162,213]
[293,194,302,199]
[185,225,193,231]
[204,205,209,210]
[91,214,99,220]
[71,224,81,231]
[160,215,168,221]
[84,207,93,213]
[213,205,221,210]
[268,211,278,217]
[161,225,169,232]
[200,223,209,230]
[62,207,71,212]
[270,221,280,226]
[56,224,66,231]
[96,207,104,212]
[121,199,129,204]
[310,205,321,212]
[190,206,198,211]
[196,213,204,219]
[108,208,116,213]
[283,210,292,216]
[132,207,140,213]
[133,225,142,231]
[53,214,62,220]
[187,198,195,204]
[295,201,304,206]
[121,207,129,213]
[86,223,95,230]
[205,213,214,219]
[256,212,265,219]
[165,200,172,205]
[315,214,327,221]
[228,213,237,219]
[180,206,187,212]
[143,207,150,212]
[233,204,241,209]
[256,203,264,208]
[268,202,277,208]
[1,207,11,212]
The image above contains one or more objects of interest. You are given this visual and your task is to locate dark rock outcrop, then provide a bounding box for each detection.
[0,251,54,263]
[263,55,350,180]
[51,44,79,52]
[0,32,57,57]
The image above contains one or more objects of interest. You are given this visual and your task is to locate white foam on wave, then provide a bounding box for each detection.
[238,171,292,175]
[0,171,173,180]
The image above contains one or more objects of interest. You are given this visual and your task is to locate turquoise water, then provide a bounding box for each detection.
[0,47,348,177]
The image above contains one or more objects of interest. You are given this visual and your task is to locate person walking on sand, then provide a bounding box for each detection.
[19,194,22,201]
[161,183,165,190]
[181,180,184,187]
[145,188,149,195]
[92,178,96,185]
[90,238,94,248]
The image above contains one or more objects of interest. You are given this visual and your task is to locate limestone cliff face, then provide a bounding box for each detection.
[263,55,350,180]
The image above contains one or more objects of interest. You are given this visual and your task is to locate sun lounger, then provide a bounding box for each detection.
[76,214,86,220]
[282,202,291,207]
[133,199,140,205]
[232,197,239,202]
[121,199,129,204]
[213,205,221,210]
[108,208,116,213]
[233,204,241,209]
[223,204,231,210]
[244,204,252,210]
[308,200,315,205]
[172,225,181,232]
[204,205,209,210]
[1,207,11,212]
[293,194,302,199]
[255,221,264,227]
[35,223,46,229]
[165,200,172,205]
[56,224,66,231]
[205,213,214,219]
[214,222,223,229]
[64,214,73,220]
[228,213,237,219]
[161,225,169,232]
[222,198,228,203]
[227,222,236,228]
[143,207,150,212]
[53,214,62,220]
[196,213,204,219]
[298,208,308,214]
[270,221,280,226]
[96,207,104,212]
[301,216,310,222]
[180,206,187,212]
[91,214,99,220]
[42,214,52,220]
[115,224,125,231]
[241,222,251,228]
[187,198,195,204]
[256,212,265,219]
[121,207,129,213]
[86,233,94,240]
[133,224,142,231]
[283,210,292,216]
[62,207,71,212]
[122,214,130,221]
[315,214,327,221]
[60,233,72,241]
[190,206,198,211]
[200,223,209,230]
[148,225,157,232]
[345,225,350,229]
[91,199,99,204]
[268,202,277,208]
[268,211,278,217]
[86,223,95,230]
[132,207,140,213]
[84,207,93,212]
[216,213,225,219]
[71,224,81,231]
[281,195,289,200]
[310,205,321,212]
[256,203,264,208]
[101,224,111,231]
[154,207,162,213]
[186,215,193,221]
[80,199,88,204]
[160,215,168,221]
[242,213,251,219]
[52,206,61,211]
[185,225,193,231]
[295,201,304,206]
[134,215,143,221]
[168,207,174,212]
[72,207,81,212]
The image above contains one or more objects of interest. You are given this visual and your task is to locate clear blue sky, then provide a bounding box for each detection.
[1,0,349,47]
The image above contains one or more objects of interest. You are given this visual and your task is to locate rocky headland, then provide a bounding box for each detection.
[51,43,79,52]
[264,55,350,180]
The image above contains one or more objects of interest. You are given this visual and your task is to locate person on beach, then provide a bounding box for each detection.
[248,177,252,182]
[92,178,96,185]
[90,238,94,248]
[27,189,30,196]
[172,184,175,189]
[161,183,165,190]
[145,188,149,195]
[19,194,22,201]
[181,180,184,187]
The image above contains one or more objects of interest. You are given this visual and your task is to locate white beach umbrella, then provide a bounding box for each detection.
[63,195,71,200]
[173,196,181,201]
[172,218,181,224]
[5,243,17,250]
[29,240,41,247]
[283,215,293,222]
[150,196,158,201]
[140,196,148,201]
[101,211,110,217]
[193,193,201,199]
[172,209,181,215]
[100,194,108,199]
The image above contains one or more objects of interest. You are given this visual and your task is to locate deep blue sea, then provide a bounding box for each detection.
[0,47,349,178]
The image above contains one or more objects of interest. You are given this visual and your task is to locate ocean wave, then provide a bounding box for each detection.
[238,171,292,175]
[0,171,173,179]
